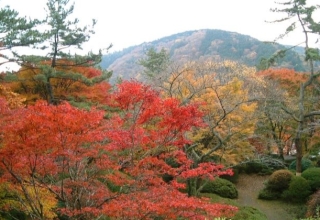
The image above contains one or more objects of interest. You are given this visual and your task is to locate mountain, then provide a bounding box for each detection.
[100,29,307,82]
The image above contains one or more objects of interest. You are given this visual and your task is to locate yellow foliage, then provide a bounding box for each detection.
[0,84,26,109]
[0,183,21,215]
[7,183,58,219]
[163,60,260,164]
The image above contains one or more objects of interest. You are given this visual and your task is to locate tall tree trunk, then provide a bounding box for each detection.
[277,144,284,160]
[295,137,303,176]
[295,83,305,176]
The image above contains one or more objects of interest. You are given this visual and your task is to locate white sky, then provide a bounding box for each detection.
[1,0,320,54]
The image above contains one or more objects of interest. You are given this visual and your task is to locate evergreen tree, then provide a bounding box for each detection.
[0,4,41,66]
[7,0,112,104]
[138,47,170,78]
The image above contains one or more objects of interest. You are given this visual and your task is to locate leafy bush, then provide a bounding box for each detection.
[258,188,281,200]
[302,168,320,192]
[306,190,320,218]
[260,155,287,171]
[201,178,238,199]
[231,206,268,220]
[281,176,312,203]
[267,169,294,192]
[289,158,313,172]
[242,161,271,174]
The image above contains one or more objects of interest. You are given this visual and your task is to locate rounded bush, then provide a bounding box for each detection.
[231,206,268,220]
[243,161,270,174]
[201,178,238,199]
[258,188,280,200]
[267,169,294,192]
[289,158,313,172]
[281,176,311,203]
[306,189,320,218]
[302,168,320,192]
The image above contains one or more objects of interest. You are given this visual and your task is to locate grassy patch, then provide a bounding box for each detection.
[232,206,268,220]
[201,193,239,206]
[201,193,267,220]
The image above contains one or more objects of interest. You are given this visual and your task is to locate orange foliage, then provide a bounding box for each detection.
[8,59,110,105]
[0,84,25,109]
[257,68,309,95]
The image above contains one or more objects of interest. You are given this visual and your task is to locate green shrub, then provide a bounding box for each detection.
[306,190,320,218]
[231,206,268,220]
[289,158,313,172]
[201,178,238,199]
[242,161,270,174]
[281,176,312,203]
[267,169,294,192]
[264,155,288,171]
[258,188,280,200]
[302,168,320,192]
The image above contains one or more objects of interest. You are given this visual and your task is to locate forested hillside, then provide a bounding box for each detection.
[101,29,307,82]
[2,0,320,219]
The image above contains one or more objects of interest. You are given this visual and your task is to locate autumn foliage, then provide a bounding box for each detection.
[7,59,111,105]
[0,80,237,219]
[257,68,309,95]
[0,84,25,109]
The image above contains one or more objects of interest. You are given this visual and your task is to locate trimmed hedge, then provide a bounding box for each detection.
[281,176,312,203]
[267,169,294,192]
[238,161,272,175]
[258,188,281,200]
[231,206,268,220]
[201,178,238,199]
[302,168,320,192]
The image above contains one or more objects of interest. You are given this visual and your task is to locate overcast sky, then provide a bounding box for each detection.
[2,0,320,54]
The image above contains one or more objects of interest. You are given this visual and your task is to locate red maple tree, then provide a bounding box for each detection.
[0,81,237,219]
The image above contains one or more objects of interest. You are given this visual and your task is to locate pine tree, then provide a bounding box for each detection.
[138,47,170,79]
[0,4,41,66]
[6,0,112,104]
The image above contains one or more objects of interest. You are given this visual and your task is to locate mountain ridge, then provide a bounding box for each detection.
[100,29,307,82]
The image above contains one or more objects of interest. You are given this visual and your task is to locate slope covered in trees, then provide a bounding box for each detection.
[101,29,307,82]
[2,0,320,219]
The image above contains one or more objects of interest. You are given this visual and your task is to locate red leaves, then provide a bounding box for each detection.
[0,80,238,219]
[0,101,112,218]
[2,101,105,156]
[180,162,233,180]
[106,81,204,152]
[102,185,237,219]
[112,80,159,110]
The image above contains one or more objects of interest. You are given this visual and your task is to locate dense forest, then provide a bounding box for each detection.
[1,0,320,220]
